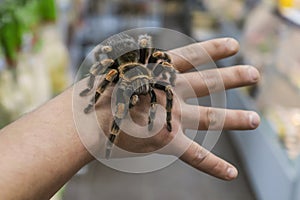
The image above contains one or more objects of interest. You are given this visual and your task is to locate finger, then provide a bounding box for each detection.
[169,38,239,72]
[178,135,238,180]
[182,105,260,130]
[176,65,260,99]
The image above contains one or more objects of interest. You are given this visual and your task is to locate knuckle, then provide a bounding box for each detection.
[200,71,219,92]
[236,66,247,80]
[205,108,225,130]
[212,41,222,52]
[236,65,252,82]
[211,40,227,58]
[190,144,209,166]
[211,160,224,174]
[182,45,201,66]
[206,108,217,128]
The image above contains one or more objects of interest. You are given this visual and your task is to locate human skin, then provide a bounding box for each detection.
[0,38,260,200]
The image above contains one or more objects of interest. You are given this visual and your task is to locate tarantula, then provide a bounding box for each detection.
[80,33,177,158]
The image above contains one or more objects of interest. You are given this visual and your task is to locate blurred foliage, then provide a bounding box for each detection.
[0,0,57,65]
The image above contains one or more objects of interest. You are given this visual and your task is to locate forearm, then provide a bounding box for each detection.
[0,88,94,200]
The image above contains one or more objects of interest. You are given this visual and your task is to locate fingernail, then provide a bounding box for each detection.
[226,38,238,52]
[249,112,260,128]
[248,66,259,82]
[227,167,238,180]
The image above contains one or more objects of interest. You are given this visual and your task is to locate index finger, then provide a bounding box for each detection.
[169,38,240,72]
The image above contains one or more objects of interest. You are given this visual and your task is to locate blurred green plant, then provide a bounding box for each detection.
[0,0,23,66]
[39,0,57,22]
[0,0,57,67]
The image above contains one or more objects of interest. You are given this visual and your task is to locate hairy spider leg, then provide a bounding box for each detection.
[80,45,115,96]
[139,47,153,65]
[154,82,174,132]
[94,45,113,62]
[148,50,171,64]
[106,87,131,159]
[83,69,118,114]
[153,61,177,86]
[80,59,115,96]
[148,51,177,86]
[80,61,109,96]
[160,62,177,86]
[148,88,157,131]
[129,94,139,108]
[138,35,153,64]
[143,48,159,71]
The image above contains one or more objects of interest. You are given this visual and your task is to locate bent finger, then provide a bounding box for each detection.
[169,38,239,72]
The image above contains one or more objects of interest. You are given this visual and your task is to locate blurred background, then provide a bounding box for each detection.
[1,0,300,199]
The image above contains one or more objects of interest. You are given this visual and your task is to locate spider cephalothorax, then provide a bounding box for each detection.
[80,33,178,158]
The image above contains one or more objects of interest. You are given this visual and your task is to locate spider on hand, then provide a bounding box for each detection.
[80,33,178,158]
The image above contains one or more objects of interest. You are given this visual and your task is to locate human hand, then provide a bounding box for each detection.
[73,37,260,181]
[0,36,260,200]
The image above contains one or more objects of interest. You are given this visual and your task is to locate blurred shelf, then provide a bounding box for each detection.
[227,89,300,200]
[196,2,300,199]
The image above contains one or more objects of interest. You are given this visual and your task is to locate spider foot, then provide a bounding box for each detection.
[167,122,172,132]
[84,104,94,114]
[105,146,112,159]
[105,134,116,159]
[80,89,91,97]
[148,121,154,131]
